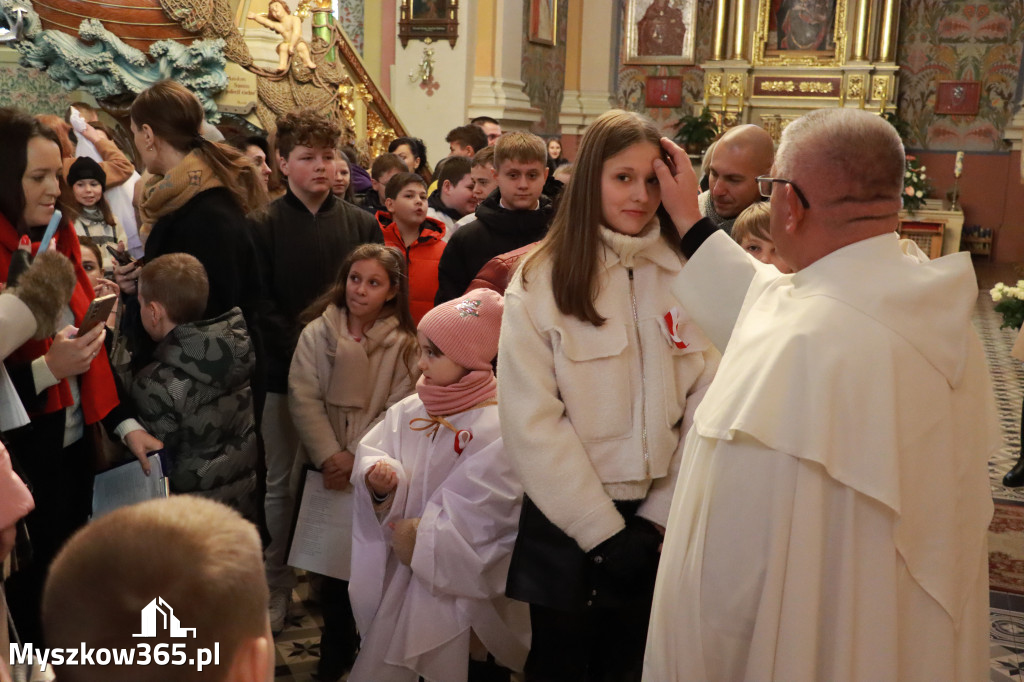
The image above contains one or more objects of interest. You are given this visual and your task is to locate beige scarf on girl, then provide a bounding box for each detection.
[137,151,223,241]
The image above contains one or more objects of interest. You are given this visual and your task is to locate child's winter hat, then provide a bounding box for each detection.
[67,157,106,191]
[418,289,504,370]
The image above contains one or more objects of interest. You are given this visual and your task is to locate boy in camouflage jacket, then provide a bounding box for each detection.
[130,254,258,522]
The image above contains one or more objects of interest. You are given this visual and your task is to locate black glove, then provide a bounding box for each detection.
[586,516,662,604]
[5,248,30,288]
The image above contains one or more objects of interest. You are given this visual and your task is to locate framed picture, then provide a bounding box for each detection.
[753,0,848,67]
[528,0,557,46]
[623,0,698,65]
[935,81,980,116]
[398,0,459,48]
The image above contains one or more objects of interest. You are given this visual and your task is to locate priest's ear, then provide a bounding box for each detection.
[774,181,807,238]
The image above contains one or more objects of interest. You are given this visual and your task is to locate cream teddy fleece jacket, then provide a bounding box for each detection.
[498,223,720,552]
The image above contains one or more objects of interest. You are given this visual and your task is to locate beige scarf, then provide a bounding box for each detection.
[325,306,402,410]
[138,151,224,240]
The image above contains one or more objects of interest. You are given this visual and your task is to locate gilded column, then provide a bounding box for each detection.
[712,0,727,61]
[731,0,748,61]
[879,0,898,62]
[852,0,870,61]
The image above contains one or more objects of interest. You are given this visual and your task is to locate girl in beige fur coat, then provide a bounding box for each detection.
[288,243,419,680]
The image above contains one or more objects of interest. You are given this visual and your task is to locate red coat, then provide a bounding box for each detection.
[381,217,447,324]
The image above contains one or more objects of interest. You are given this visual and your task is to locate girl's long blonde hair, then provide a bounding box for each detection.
[521,109,679,326]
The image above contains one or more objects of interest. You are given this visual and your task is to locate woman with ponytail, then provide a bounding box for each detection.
[115,80,266,374]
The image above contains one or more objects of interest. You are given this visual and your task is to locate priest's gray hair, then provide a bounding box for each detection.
[776,108,905,204]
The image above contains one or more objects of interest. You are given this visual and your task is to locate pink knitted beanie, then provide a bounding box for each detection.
[418,289,504,370]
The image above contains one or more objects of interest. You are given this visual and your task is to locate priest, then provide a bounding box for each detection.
[644,107,1000,681]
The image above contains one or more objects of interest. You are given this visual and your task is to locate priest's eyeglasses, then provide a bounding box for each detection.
[756,176,810,209]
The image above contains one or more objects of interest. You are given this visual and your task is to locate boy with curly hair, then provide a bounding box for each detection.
[251,108,383,631]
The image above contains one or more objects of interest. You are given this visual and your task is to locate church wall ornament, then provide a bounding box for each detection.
[0,0,405,163]
[398,0,457,49]
[623,0,698,66]
[752,0,848,67]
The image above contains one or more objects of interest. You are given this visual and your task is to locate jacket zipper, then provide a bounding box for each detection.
[627,268,650,478]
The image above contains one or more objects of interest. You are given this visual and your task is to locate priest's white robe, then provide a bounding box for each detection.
[349,395,529,682]
[644,231,1001,681]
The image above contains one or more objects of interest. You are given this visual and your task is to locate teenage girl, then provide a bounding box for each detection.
[288,243,420,681]
[497,109,721,681]
[332,150,357,203]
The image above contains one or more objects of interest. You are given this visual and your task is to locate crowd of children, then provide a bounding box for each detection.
[0,86,817,682]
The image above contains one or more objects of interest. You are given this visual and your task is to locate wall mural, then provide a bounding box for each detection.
[896,0,1024,151]
[616,0,715,132]
[0,63,71,114]
[335,0,364,54]
[520,0,568,135]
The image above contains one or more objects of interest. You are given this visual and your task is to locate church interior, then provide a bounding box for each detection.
[2,0,1024,680]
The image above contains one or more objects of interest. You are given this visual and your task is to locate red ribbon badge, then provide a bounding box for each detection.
[664,308,688,349]
[454,430,473,455]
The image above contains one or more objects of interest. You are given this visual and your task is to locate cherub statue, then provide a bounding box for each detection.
[248,0,316,72]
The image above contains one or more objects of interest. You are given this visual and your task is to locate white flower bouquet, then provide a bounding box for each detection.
[991,281,1024,329]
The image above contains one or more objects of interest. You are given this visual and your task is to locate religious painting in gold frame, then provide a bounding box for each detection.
[623,0,698,66]
[753,0,848,67]
[398,0,459,48]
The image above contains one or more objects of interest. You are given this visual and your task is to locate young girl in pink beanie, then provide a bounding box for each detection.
[348,289,528,682]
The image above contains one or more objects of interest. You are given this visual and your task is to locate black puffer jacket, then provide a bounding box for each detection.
[434,191,552,305]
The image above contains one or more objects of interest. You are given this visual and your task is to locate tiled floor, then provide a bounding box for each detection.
[271,260,1024,681]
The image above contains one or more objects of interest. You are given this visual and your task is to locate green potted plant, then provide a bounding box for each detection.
[674,107,719,155]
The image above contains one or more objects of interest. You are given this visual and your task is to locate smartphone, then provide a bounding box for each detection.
[105,244,135,267]
[76,293,117,338]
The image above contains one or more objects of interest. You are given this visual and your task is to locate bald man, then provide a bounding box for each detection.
[644,108,999,681]
[699,124,774,234]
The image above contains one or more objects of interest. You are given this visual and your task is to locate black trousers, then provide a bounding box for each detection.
[5,423,94,648]
[317,577,358,679]
[508,497,659,682]
[525,597,654,682]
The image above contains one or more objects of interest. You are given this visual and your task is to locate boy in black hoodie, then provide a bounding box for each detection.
[434,131,552,304]
[251,108,382,632]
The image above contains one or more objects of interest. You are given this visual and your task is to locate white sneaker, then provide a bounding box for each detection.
[269,589,290,634]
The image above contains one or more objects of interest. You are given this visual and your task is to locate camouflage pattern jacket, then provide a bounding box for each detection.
[130,307,258,522]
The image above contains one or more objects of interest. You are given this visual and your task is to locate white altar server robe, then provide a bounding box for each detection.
[349,395,529,682]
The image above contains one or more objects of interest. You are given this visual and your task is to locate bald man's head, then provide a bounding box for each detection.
[707,124,774,219]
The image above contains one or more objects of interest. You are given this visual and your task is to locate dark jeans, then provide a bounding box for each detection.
[317,577,357,680]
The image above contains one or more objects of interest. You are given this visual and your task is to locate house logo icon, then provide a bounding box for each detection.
[133,597,196,638]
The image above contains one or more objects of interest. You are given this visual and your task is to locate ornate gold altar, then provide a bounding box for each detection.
[700,0,899,140]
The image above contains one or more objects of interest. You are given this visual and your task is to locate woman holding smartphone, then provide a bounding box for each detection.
[0,107,162,647]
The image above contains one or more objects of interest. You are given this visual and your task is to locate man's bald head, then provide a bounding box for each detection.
[707,124,774,219]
